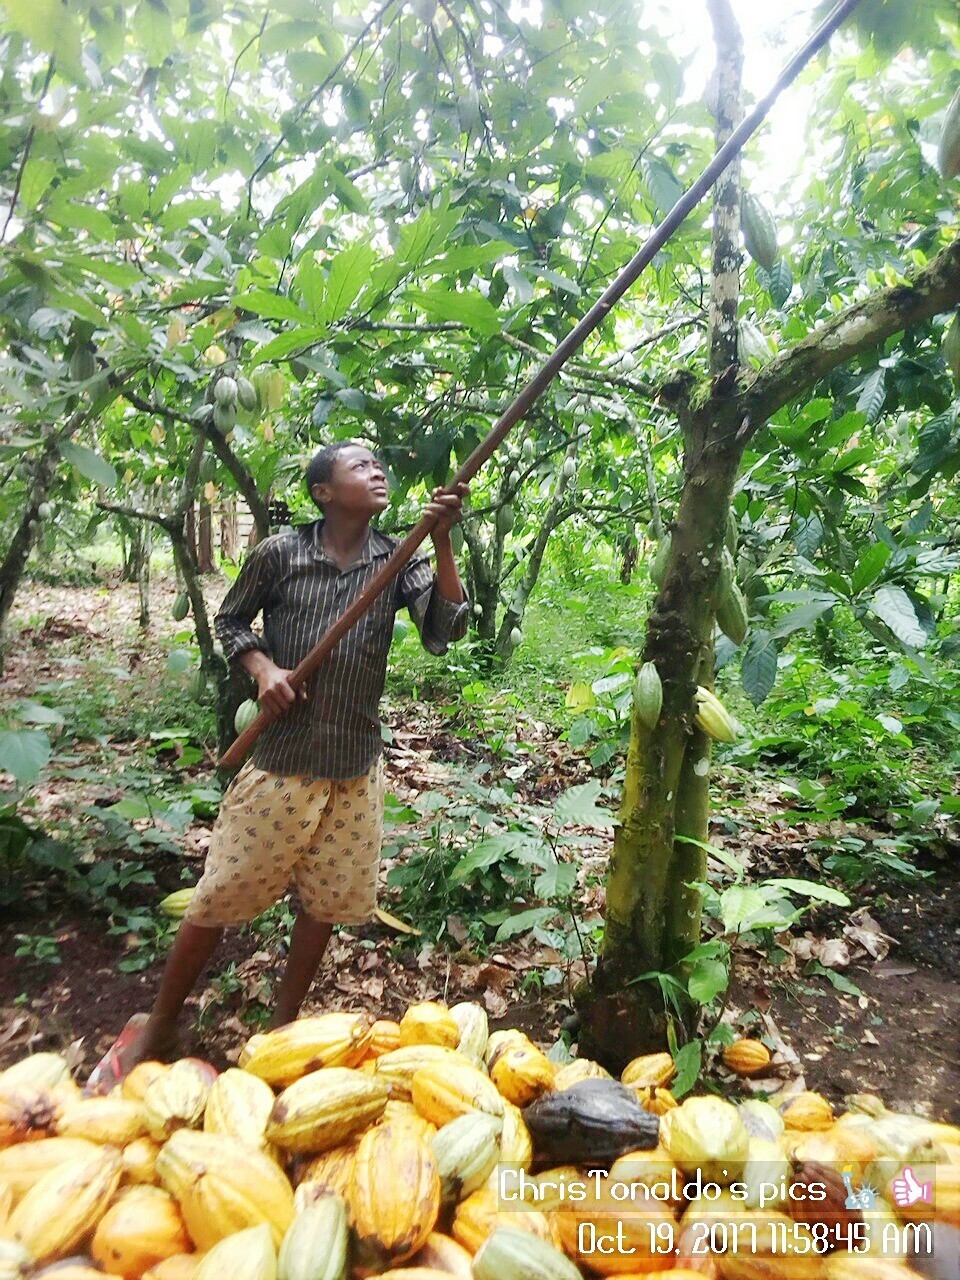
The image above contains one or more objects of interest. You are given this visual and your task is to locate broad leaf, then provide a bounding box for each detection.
[60,442,117,489]
[740,629,778,705]
[494,907,558,941]
[765,878,851,907]
[869,586,926,648]
[0,729,51,784]
[553,780,615,828]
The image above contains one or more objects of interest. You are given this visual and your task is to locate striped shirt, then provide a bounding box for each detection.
[215,520,469,779]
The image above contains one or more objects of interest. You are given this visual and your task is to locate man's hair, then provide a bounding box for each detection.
[304,440,365,507]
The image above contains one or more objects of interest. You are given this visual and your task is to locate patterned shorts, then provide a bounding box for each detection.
[184,757,384,927]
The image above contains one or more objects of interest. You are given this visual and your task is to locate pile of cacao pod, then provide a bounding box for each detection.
[1,1004,957,1279]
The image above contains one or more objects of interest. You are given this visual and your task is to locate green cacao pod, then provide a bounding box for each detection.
[741,191,778,271]
[36,502,52,520]
[69,345,96,381]
[214,376,238,407]
[633,662,663,731]
[561,458,576,479]
[171,592,190,622]
[430,1111,501,1204]
[510,627,522,646]
[738,320,773,365]
[496,504,515,536]
[717,546,736,601]
[521,437,535,459]
[254,369,286,412]
[650,535,671,587]
[277,1196,348,1280]
[234,699,259,734]
[473,1227,582,1280]
[725,508,738,555]
[693,686,737,743]
[189,670,207,701]
[938,85,960,180]
[716,581,749,646]
[943,314,960,385]
[213,402,238,433]
[199,455,218,483]
[236,377,258,412]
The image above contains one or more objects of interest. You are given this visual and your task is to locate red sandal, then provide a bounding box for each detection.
[83,1013,150,1097]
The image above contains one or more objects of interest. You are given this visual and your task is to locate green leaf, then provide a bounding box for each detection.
[0,729,51,784]
[769,598,836,639]
[494,907,558,941]
[793,513,824,559]
[320,241,377,324]
[718,885,767,931]
[249,326,328,365]
[851,542,890,596]
[552,780,614,828]
[643,158,684,215]
[535,862,577,899]
[868,585,926,648]
[687,956,728,1004]
[740,629,778,706]
[60,442,117,489]
[856,368,886,424]
[4,0,82,72]
[765,878,850,907]
[768,257,793,307]
[452,831,550,880]
[670,1041,702,1100]
[234,289,312,324]
[405,287,501,334]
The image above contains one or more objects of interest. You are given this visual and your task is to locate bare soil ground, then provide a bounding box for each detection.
[1,576,958,1121]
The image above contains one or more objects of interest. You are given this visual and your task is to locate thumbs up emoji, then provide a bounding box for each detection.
[892,1166,933,1208]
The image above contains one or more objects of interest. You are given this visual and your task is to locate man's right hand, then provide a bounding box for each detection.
[239,651,307,717]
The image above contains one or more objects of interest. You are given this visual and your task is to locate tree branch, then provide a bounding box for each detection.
[707,0,744,379]
[741,235,960,435]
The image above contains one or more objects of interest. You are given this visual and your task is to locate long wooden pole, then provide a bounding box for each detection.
[219,0,862,769]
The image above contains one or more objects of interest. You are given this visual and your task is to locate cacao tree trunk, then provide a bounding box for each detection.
[0,432,61,671]
[220,497,238,562]
[197,497,216,573]
[575,0,745,1071]
[138,516,152,629]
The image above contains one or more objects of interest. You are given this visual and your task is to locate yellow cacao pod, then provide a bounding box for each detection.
[0,1054,71,1092]
[142,1253,206,1280]
[56,1098,148,1146]
[722,1039,771,1078]
[484,1030,529,1071]
[7,1145,122,1263]
[400,1002,461,1049]
[266,1067,388,1154]
[557,1179,676,1276]
[451,1185,555,1255]
[277,1195,348,1280]
[121,1062,169,1104]
[411,1061,504,1128]
[192,1223,276,1280]
[661,1096,750,1183]
[380,1099,437,1143]
[143,1061,212,1142]
[635,1086,678,1116]
[410,1231,474,1276]
[90,1184,191,1278]
[0,1085,59,1148]
[349,1120,441,1269]
[499,1100,533,1170]
[0,1136,99,1202]
[31,1265,105,1280]
[154,1129,294,1251]
[621,1052,676,1089]
[373,1045,466,1101]
[295,1140,359,1200]
[448,1002,489,1067]
[490,1045,556,1108]
[121,1135,163,1186]
[779,1092,834,1132]
[553,1058,612,1090]
[241,1012,374,1086]
[203,1068,275,1153]
[693,686,737,743]
[364,1019,401,1059]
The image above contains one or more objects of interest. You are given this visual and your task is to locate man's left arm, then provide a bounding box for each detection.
[400,483,470,655]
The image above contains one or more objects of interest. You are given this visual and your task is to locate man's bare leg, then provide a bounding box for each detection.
[130,921,223,1061]
[270,914,333,1028]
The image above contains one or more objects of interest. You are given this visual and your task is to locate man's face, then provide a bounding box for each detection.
[312,445,389,517]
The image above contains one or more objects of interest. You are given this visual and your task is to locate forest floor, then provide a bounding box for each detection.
[1,573,958,1120]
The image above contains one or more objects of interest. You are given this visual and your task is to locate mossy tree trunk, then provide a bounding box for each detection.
[576,0,960,1072]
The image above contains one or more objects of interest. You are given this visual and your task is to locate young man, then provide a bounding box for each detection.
[87,442,469,1088]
